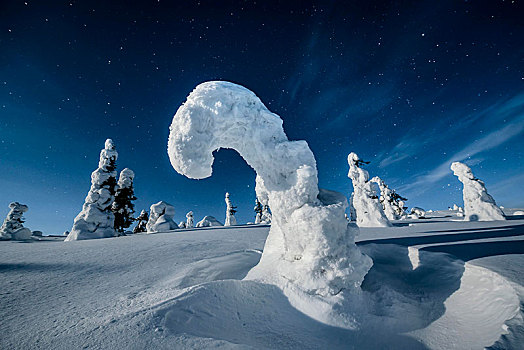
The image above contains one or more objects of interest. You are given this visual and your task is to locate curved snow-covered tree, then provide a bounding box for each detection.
[224,192,237,226]
[146,201,178,233]
[133,210,148,233]
[112,168,136,234]
[0,202,32,240]
[167,81,372,327]
[370,176,407,220]
[451,162,505,221]
[186,211,194,228]
[347,153,390,227]
[66,139,118,241]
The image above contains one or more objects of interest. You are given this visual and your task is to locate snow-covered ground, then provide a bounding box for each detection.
[1,211,523,349]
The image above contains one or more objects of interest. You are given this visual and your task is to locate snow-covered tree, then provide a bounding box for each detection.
[370,176,407,220]
[133,210,148,233]
[196,215,223,227]
[0,202,32,240]
[112,168,136,235]
[66,139,118,241]
[410,207,426,218]
[347,152,390,227]
[167,81,372,327]
[451,162,505,221]
[254,198,263,224]
[146,201,178,233]
[224,192,237,226]
[261,204,272,224]
[186,211,194,228]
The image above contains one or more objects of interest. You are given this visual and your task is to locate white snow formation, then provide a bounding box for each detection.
[195,215,223,227]
[410,207,427,218]
[451,162,505,221]
[186,211,194,228]
[0,202,32,240]
[167,81,372,327]
[66,139,118,241]
[254,199,262,224]
[370,176,406,220]
[224,192,237,226]
[347,153,391,227]
[146,201,178,233]
[260,205,272,224]
[514,210,524,216]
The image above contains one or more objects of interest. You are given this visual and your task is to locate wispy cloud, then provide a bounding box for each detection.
[398,101,524,195]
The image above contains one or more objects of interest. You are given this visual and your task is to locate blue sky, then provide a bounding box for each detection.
[1,0,523,234]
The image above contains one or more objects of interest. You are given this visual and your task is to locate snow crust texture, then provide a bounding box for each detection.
[348,153,391,227]
[0,202,32,240]
[451,162,505,221]
[146,201,178,233]
[167,81,372,326]
[66,139,118,241]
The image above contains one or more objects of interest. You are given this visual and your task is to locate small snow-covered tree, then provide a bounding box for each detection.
[66,139,118,241]
[112,168,136,235]
[371,176,407,220]
[146,201,178,233]
[186,211,194,228]
[133,210,148,233]
[261,204,272,224]
[347,153,390,227]
[0,202,32,240]
[451,162,505,221]
[224,192,237,226]
[254,198,263,224]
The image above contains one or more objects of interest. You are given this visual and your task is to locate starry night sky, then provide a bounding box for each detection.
[1,1,523,234]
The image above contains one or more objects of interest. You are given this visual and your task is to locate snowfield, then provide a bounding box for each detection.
[1,211,524,349]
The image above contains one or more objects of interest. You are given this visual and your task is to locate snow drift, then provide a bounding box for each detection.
[167,81,372,327]
[451,162,505,221]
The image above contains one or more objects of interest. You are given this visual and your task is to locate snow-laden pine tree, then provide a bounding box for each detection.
[133,210,148,233]
[261,204,272,224]
[0,202,32,240]
[254,198,263,224]
[224,192,237,226]
[371,176,407,220]
[186,211,194,228]
[112,168,136,235]
[146,201,178,233]
[66,139,118,241]
[451,162,505,221]
[347,152,391,227]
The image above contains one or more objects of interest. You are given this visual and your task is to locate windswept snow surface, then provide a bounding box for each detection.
[1,213,523,349]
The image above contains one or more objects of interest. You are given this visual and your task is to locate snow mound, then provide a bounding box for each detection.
[167,81,372,327]
[514,210,524,216]
[146,201,178,233]
[0,202,32,240]
[195,215,223,227]
[451,162,505,221]
[155,243,520,349]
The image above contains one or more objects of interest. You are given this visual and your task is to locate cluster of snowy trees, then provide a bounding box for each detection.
[347,152,408,227]
[65,139,138,241]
